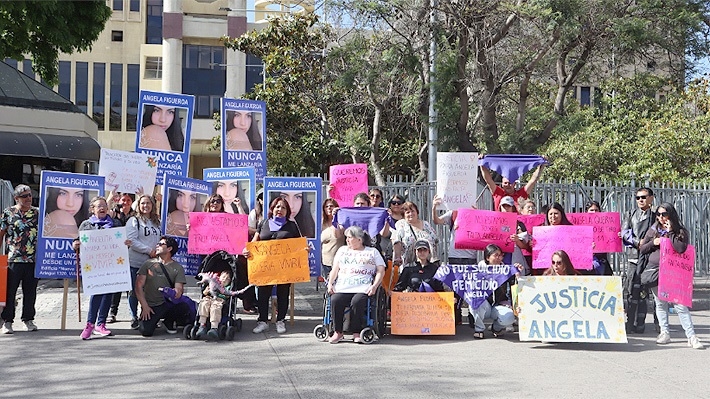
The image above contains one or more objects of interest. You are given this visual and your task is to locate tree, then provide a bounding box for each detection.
[0,1,111,85]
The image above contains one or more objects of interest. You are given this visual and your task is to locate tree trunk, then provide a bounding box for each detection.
[369,104,386,186]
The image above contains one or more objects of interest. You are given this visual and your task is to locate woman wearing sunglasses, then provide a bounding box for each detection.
[542,250,579,276]
[639,202,703,349]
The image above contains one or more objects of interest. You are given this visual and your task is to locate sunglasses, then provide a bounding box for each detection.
[370,194,382,199]
[390,201,403,206]
[210,199,223,204]
[552,260,563,265]
[657,211,669,217]
[157,242,168,247]
[17,193,32,198]
[635,195,648,200]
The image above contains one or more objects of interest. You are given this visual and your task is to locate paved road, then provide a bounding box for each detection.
[1,279,708,398]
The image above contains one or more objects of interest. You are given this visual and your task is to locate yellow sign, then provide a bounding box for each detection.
[390,292,455,335]
[246,237,310,285]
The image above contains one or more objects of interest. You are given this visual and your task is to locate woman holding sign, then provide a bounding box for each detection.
[639,203,703,349]
[542,250,580,276]
[246,197,301,334]
[327,225,385,344]
[73,196,130,340]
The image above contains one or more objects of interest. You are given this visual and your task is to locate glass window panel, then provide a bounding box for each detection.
[75,62,88,113]
[110,63,123,131]
[127,64,139,131]
[93,63,105,129]
[58,61,71,99]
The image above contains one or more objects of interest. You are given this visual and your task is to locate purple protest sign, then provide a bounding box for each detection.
[454,209,517,252]
[567,212,622,253]
[434,263,518,309]
[329,163,368,206]
[532,225,594,270]
[658,238,694,307]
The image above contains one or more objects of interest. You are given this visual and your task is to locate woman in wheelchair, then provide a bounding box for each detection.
[393,239,446,292]
[327,226,385,344]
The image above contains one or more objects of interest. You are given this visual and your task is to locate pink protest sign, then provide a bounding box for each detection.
[329,163,369,206]
[532,225,594,270]
[658,238,694,307]
[567,212,622,253]
[188,212,248,255]
[454,209,517,252]
[517,214,546,230]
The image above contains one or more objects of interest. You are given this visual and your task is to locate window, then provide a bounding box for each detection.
[145,56,162,79]
[246,54,264,92]
[184,45,225,69]
[146,0,163,44]
[113,0,123,11]
[93,63,106,129]
[127,64,139,131]
[75,62,88,113]
[4,58,18,68]
[129,0,140,12]
[182,45,226,118]
[580,86,591,106]
[111,30,124,42]
[110,63,123,131]
[58,61,71,99]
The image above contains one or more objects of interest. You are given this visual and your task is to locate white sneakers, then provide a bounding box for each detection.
[24,320,38,332]
[252,321,268,334]
[1,321,13,334]
[276,320,286,334]
[688,335,704,349]
[656,331,671,344]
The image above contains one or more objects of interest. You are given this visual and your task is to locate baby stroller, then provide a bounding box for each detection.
[183,250,248,341]
[313,286,388,344]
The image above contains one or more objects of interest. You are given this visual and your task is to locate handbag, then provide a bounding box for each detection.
[640,266,659,287]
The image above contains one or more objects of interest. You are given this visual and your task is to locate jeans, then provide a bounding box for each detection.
[140,301,191,337]
[86,294,113,325]
[1,262,38,323]
[257,284,290,322]
[470,301,515,333]
[650,286,696,338]
[331,292,369,333]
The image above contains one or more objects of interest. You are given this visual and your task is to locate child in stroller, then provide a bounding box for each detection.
[185,250,251,341]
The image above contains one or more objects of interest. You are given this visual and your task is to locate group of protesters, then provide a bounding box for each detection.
[0,154,704,349]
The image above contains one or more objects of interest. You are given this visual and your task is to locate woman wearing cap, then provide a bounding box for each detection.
[327,225,386,344]
[393,239,445,292]
[499,196,532,274]
[392,201,440,270]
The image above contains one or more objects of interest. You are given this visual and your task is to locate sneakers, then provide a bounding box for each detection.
[196,324,209,339]
[93,323,113,337]
[252,321,269,334]
[353,332,362,344]
[688,335,704,349]
[656,331,671,344]
[276,320,286,334]
[80,323,95,340]
[1,321,14,334]
[130,318,141,330]
[106,314,117,324]
[23,320,38,332]
[207,328,219,341]
[329,332,344,344]
[165,321,178,334]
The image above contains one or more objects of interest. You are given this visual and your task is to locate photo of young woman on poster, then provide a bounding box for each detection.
[224,110,263,151]
[211,180,250,214]
[165,188,204,237]
[43,187,94,239]
[139,104,185,152]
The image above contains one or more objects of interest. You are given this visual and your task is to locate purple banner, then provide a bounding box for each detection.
[434,263,518,309]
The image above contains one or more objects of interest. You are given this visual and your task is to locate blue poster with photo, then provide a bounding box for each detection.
[263,177,322,277]
[160,174,212,275]
[203,167,256,214]
[135,90,195,185]
[221,98,267,181]
[36,171,105,279]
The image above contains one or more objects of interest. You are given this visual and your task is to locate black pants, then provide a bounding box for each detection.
[331,292,369,333]
[1,262,38,323]
[257,284,290,322]
[235,255,256,310]
[139,301,190,337]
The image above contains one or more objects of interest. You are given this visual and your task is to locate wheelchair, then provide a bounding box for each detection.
[313,286,387,344]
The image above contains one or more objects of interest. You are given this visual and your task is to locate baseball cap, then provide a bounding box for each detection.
[500,196,515,207]
[414,239,430,250]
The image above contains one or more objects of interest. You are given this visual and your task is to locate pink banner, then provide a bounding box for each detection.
[188,212,248,255]
[532,226,594,270]
[658,238,694,307]
[454,209,517,252]
[517,214,546,230]
[329,163,369,206]
[567,212,622,253]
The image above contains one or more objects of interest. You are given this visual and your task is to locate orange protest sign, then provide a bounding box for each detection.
[0,255,7,307]
[390,292,456,335]
[246,237,310,285]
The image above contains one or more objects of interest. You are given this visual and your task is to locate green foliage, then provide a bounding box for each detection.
[0,1,111,85]
[542,75,710,182]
